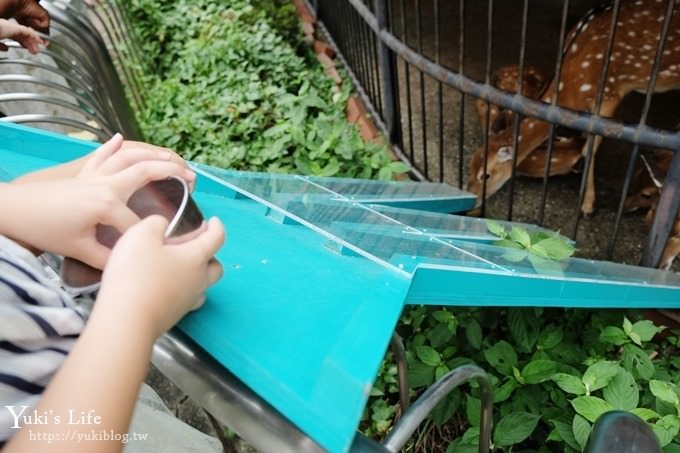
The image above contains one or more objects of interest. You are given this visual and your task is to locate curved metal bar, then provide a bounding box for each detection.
[389,333,410,412]
[382,364,492,453]
[0,114,110,141]
[0,56,99,102]
[0,74,110,120]
[346,0,680,152]
[46,23,119,113]
[2,42,98,90]
[69,0,146,110]
[152,329,326,453]
[0,93,115,131]
[42,1,142,138]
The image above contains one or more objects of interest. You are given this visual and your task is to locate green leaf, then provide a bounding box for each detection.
[570,396,614,423]
[537,325,563,350]
[623,317,634,335]
[407,361,435,388]
[522,359,557,384]
[461,426,480,446]
[530,233,575,261]
[631,320,663,343]
[431,390,459,425]
[465,319,482,350]
[493,378,518,403]
[552,373,586,396]
[650,380,680,406]
[486,220,506,239]
[415,345,441,367]
[446,437,477,453]
[652,415,680,447]
[573,413,592,451]
[603,369,639,411]
[663,443,680,453]
[582,361,620,394]
[435,365,449,381]
[551,417,581,451]
[431,310,454,323]
[510,227,531,248]
[508,309,540,353]
[466,395,481,427]
[631,408,661,421]
[483,340,517,376]
[493,411,541,447]
[600,326,628,345]
[623,344,656,380]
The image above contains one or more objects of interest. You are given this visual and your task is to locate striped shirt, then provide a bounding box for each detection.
[0,235,85,444]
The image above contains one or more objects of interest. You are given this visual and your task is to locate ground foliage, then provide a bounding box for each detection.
[124,0,407,179]
[122,1,680,452]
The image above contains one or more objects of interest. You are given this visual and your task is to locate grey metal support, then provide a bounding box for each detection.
[382,364,492,453]
[373,0,399,145]
[42,0,142,139]
[389,333,410,411]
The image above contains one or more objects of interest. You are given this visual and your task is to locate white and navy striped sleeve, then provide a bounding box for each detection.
[0,235,85,444]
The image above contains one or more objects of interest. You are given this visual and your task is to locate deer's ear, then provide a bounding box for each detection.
[497,146,514,162]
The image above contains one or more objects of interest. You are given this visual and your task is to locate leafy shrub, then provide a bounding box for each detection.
[364,306,680,452]
[124,0,405,179]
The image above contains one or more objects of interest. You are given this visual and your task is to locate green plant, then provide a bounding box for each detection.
[123,0,407,180]
[363,307,680,452]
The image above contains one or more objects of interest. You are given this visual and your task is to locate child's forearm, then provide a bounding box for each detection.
[3,294,157,453]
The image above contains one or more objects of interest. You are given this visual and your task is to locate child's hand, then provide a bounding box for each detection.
[0,18,43,54]
[98,215,225,338]
[0,135,195,268]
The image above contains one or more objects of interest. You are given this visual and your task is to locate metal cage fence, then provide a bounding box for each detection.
[305,0,680,270]
[0,0,141,140]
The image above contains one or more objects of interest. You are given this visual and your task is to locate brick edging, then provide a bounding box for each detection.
[291,0,383,145]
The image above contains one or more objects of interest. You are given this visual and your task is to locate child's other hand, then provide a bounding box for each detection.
[98,215,225,338]
[0,18,43,54]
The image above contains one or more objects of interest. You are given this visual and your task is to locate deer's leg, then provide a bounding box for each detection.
[580,98,621,216]
[581,134,603,217]
[660,235,680,270]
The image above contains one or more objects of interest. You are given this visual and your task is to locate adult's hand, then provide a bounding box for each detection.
[1,0,50,34]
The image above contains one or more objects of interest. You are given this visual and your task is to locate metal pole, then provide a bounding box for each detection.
[373,0,399,145]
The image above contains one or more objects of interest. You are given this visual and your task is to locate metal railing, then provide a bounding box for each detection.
[0,2,495,451]
[0,0,140,140]
[306,0,680,269]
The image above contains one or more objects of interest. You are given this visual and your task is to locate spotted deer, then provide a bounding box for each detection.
[473,64,584,179]
[623,149,679,269]
[468,0,680,216]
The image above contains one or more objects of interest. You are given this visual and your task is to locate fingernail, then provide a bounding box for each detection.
[110,132,122,142]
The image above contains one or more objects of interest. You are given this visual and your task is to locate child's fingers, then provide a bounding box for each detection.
[114,160,195,198]
[80,133,125,174]
[190,217,226,260]
[92,146,172,176]
[98,204,141,243]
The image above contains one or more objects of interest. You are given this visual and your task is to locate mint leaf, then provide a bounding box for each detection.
[531,233,575,261]
[510,227,531,248]
[486,220,507,239]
